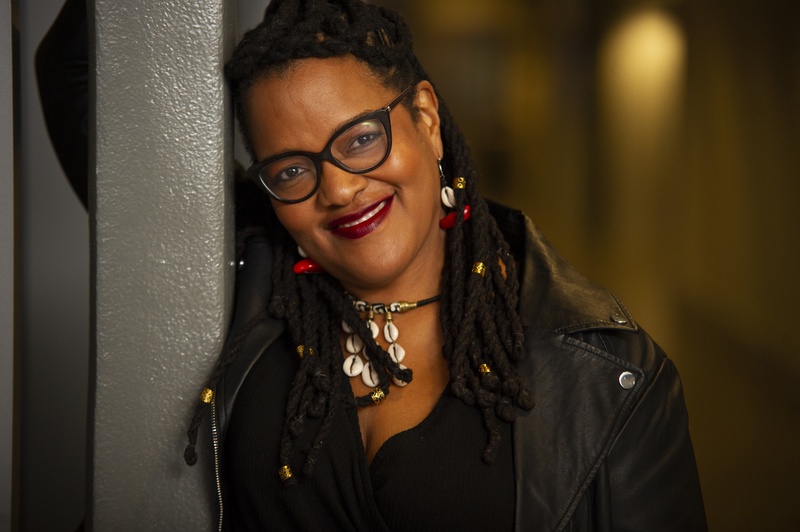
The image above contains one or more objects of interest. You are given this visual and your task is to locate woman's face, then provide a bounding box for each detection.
[245,56,446,297]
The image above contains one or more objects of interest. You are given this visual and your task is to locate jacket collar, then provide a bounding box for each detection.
[488,201,637,335]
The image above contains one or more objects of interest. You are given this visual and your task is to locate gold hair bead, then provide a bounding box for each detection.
[453,177,466,190]
[278,465,293,481]
[479,364,492,374]
[371,388,386,404]
[200,388,214,404]
[297,345,314,358]
[472,262,486,277]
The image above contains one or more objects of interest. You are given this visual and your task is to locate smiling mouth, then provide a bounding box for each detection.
[339,201,387,228]
[329,195,394,239]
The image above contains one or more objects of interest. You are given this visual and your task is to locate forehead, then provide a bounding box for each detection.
[245,56,394,160]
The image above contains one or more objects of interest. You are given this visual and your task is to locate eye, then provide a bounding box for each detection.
[276,166,304,182]
[335,119,387,158]
[350,132,381,150]
[264,157,315,189]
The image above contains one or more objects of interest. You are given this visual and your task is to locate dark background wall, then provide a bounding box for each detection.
[16,0,89,529]
[1,0,18,530]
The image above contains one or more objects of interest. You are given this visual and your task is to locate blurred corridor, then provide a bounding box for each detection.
[379,0,800,529]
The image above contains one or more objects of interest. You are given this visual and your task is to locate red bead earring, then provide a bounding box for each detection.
[293,258,324,274]
[293,246,324,274]
[439,205,471,229]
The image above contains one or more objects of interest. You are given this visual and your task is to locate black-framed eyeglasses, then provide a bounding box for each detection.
[247,86,414,204]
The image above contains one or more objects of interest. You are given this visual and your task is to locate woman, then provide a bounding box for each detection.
[183,1,706,530]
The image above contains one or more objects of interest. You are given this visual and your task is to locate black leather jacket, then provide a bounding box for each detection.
[210,203,707,531]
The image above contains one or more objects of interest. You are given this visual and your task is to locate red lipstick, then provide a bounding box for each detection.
[328,195,394,240]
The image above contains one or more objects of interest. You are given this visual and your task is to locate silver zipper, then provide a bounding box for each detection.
[210,392,224,532]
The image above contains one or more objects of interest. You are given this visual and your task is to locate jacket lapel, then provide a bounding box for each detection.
[493,205,644,530]
[512,329,645,530]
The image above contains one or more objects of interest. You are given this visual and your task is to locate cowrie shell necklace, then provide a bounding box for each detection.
[342,295,440,388]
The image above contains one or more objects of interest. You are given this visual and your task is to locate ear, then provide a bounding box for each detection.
[413,80,443,159]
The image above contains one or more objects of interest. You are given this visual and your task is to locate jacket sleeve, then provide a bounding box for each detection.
[597,332,707,531]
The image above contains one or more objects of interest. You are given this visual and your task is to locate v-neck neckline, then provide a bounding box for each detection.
[341,374,450,472]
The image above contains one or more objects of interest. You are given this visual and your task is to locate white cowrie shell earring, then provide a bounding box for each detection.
[439,158,456,209]
[441,186,456,209]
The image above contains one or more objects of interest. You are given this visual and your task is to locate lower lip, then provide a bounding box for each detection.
[330,196,394,240]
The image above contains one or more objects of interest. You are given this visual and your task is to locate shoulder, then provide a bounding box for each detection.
[490,200,650,368]
[492,200,666,423]
[496,203,705,530]
[216,231,286,440]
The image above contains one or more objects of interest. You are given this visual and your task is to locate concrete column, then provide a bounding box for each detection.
[91,0,234,528]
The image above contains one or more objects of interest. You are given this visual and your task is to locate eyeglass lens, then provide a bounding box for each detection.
[260,118,389,201]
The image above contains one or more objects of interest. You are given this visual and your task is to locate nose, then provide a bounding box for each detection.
[316,161,368,207]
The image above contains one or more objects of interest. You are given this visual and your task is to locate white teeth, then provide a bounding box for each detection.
[339,200,387,228]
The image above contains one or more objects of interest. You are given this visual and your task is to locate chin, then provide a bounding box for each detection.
[338,262,403,289]
[330,251,408,290]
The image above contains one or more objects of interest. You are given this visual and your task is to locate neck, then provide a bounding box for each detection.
[340,240,446,306]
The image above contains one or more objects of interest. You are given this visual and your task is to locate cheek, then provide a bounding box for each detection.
[408,147,442,204]
[392,149,440,213]
[271,202,311,244]
[387,135,439,188]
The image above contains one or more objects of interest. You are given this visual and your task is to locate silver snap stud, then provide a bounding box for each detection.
[618,371,636,389]
[611,312,628,325]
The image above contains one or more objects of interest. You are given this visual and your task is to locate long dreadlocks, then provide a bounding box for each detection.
[185,0,533,482]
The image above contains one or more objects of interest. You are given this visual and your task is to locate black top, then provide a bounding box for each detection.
[224,333,515,531]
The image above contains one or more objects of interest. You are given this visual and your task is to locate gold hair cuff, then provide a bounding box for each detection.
[371,388,386,404]
[200,388,214,404]
[297,345,314,358]
[472,262,486,277]
[453,177,466,190]
[278,465,293,481]
[479,364,492,374]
